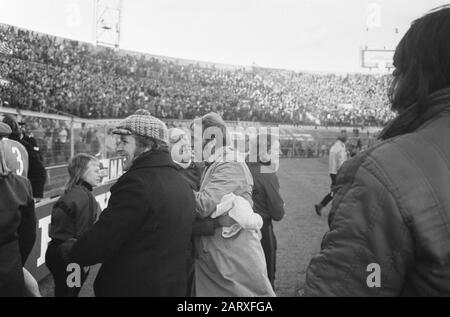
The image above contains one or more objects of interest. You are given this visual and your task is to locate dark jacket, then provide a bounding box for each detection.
[247,162,285,224]
[0,173,36,297]
[305,88,450,296]
[49,181,100,242]
[11,134,46,198]
[247,161,285,286]
[69,149,194,297]
[178,162,216,236]
[178,162,204,192]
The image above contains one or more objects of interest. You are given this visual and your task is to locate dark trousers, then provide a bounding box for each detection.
[260,221,277,288]
[320,174,337,207]
[29,174,46,199]
[45,241,88,297]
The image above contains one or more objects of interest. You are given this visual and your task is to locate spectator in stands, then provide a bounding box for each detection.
[0,122,36,297]
[2,114,47,198]
[53,128,70,164]
[68,110,194,296]
[305,5,450,296]
[89,129,101,157]
[74,132,88,154]
[105,128,117,158]
[46,153,101,297]
[314,130,347,216]
[191,112,275,297]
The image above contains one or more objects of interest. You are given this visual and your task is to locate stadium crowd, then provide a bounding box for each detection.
[1,24,395,127]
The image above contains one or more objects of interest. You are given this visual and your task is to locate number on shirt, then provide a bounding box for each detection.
[11,146,24,176]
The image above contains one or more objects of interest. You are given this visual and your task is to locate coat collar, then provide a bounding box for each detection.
[379,87,450,140]
[129,149,178,171]
[78,180,93,192]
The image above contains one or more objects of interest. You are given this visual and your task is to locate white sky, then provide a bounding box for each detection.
[0,0,448,72]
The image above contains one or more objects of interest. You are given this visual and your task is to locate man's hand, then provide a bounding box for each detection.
[215,214,237,228]
[59,238,77,263]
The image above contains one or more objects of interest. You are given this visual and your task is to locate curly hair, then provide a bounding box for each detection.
[2,115,21,141]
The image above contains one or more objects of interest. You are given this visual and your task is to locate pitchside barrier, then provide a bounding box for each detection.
[1,107,380,280]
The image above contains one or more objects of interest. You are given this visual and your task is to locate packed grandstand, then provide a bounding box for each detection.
[0,23,395,127]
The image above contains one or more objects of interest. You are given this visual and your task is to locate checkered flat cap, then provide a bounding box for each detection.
[112,109,169,144]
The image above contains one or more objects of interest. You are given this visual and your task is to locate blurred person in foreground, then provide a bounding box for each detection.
[305,6,450,296]
[246,131,285,288]
[2,115,46,198]
[45,154,101,297]
[191,113,275,297]
[314,130,347,216]
[0,122,37,297]
[69,110,194,297]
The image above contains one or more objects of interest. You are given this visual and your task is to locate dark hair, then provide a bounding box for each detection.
[2,115,21,140]
[389,5,450,113]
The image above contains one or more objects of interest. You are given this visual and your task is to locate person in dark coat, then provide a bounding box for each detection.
[305,6,450,296]
[69,110,194,297]
[46,153,101,297]
[247,132,285,288]
[0,122,36,297]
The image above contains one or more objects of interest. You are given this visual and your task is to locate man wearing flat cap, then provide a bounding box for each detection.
[69,109,194,297]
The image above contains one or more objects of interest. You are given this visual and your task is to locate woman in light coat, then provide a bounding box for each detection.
[191,113,275,297]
